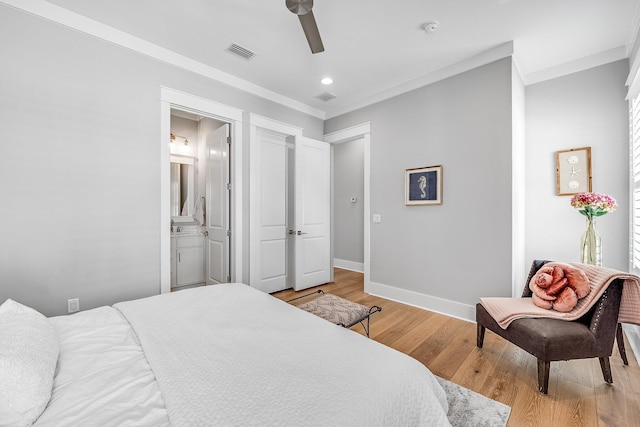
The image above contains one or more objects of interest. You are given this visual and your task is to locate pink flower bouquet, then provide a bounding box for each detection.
[570,192,617,219]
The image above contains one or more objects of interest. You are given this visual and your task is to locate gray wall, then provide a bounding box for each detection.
[326,57,630,312]
[0,6,323,316]
[1,4,631,319]
[525,60,630,271]
[326,58,516,305]
[333,139,365,265]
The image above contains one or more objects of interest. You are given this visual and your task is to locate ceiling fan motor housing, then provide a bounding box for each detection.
[286,0,313,16]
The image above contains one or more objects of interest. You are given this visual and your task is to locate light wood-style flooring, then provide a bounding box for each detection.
[273,268,640,427]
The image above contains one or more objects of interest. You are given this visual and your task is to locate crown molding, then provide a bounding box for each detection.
[324,42,515,119]
[626,2,640,57]
[524,46,628,86]
[3,1,632,121]
[0,0,326,120]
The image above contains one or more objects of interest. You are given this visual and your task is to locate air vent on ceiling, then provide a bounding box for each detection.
[225,43,257,61]
[316,92,337,102]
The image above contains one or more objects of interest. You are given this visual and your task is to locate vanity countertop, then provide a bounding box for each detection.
[171,232,204,238]
[171,224,204,237]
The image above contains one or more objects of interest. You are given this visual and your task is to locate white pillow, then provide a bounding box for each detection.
[0,299,59,427]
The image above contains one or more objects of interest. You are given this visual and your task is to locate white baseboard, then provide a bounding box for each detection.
[333,258,364,273]
[622,324,640,362]
[366,281,476,323]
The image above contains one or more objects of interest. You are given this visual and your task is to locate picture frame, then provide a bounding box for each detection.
[405,165,442,205]
[556,147,592,196]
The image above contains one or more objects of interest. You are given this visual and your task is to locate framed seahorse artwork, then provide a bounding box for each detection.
[405,165,442,205]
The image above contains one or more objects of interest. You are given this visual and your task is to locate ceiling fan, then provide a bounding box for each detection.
[286,0,325,54]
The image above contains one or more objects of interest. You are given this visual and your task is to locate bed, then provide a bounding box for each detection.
[1,283,451,426]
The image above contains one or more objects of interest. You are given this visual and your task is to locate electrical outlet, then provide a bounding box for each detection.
[67,298,80,313]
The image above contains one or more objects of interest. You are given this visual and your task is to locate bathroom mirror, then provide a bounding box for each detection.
[170,155,195,219]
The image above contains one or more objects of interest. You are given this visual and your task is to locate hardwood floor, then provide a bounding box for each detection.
[273,268,640,427]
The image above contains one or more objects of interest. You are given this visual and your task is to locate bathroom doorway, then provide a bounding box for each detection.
[169,110,230,291]
[160,88,244,294]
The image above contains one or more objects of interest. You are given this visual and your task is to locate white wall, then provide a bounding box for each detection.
[526,59,634,358]
[624,23,640,374]
[333,138,365,269]
[511,62,527,296]
[525,60,630,271]
[0,6,323,316]
[326,58,516,317]
[170,115,199,158]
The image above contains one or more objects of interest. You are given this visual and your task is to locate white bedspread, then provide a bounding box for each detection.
[35,307,170,427]
[114,284,450,426]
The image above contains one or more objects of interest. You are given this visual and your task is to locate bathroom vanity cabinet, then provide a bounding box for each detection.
[170,234,205,289]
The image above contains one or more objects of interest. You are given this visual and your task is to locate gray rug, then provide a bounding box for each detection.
[436,377,511,427]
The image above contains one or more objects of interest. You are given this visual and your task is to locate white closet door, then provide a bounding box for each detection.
[293,137,331,290]
[205,123,230,284]
[250,129,290,293]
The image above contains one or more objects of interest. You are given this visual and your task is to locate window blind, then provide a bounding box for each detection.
[631,95,640,269]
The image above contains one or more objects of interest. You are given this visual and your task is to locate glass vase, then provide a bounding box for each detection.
[580,216,602,266]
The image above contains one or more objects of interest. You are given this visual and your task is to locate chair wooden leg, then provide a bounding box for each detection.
[599,357,613,384]
[616,323,629,366]
[476,324,485,348]
[537,359,550,394]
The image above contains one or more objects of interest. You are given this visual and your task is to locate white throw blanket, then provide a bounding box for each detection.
[114,284,450,426]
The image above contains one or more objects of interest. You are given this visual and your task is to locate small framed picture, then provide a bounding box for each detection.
[405,165,442,205]
[556,147,592,196]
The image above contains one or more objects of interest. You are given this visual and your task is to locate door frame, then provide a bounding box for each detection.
[324,123,371,290]
[160,87,243,294]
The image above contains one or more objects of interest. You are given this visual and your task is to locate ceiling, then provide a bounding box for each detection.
[29,0,640,118]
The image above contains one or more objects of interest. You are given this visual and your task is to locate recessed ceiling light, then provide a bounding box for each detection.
[321,77,333,85]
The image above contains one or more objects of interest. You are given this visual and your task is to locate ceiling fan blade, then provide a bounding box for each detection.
[298,11,324,54]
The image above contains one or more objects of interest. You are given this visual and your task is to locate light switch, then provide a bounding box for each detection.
[372,214,381,223]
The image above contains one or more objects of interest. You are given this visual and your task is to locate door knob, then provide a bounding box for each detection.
[296,230,307,235]
[288,230,295,235]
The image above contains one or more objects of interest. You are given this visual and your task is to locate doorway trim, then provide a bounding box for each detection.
[160,87,243,294]
[324,122,371,290]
